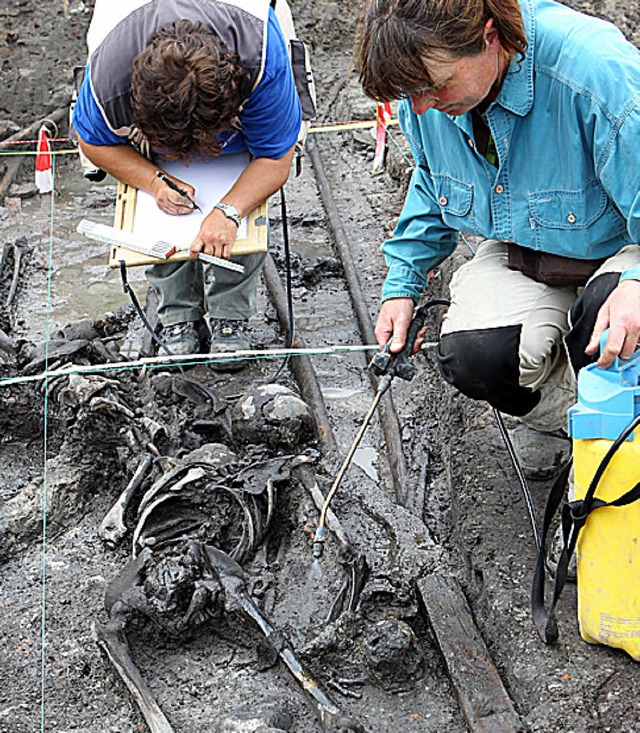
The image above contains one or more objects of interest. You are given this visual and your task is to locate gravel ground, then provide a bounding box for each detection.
[1,2,639,732]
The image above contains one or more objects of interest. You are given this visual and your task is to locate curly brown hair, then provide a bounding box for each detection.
[130,20,250,159]
[355,0,528,102]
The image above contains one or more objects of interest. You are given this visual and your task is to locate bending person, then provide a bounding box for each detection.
[73,0,304,369]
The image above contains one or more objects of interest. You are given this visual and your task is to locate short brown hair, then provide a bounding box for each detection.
[355,0,528,101]
[130,20,250,159]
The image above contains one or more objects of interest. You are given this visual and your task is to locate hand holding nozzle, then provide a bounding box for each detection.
[312,303,429,560]
[369,302,429,390]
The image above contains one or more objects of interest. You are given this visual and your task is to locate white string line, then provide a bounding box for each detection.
[0,342,440,388]
[40,148,57,733]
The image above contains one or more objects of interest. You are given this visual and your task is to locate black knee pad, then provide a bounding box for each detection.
[436,326,540,416]
[566,272,619,373]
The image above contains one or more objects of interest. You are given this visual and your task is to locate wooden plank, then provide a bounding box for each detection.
[114,179,136,233]
[417,575,524,733]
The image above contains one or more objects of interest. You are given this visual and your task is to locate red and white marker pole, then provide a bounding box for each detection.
[372,101,393,174]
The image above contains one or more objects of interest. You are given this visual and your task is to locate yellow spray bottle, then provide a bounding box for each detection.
[567,334,640,659]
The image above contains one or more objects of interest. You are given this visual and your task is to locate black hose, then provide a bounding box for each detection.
[493,408,542,553]
[119,261,185,376]
[267,186,295,383]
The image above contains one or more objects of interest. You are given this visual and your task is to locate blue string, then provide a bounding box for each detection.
[460,232,477,255]
[387,128,414,168]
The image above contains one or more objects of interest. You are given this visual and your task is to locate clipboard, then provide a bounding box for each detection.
[109,153,269,268]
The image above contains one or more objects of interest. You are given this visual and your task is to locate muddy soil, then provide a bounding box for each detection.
[1,2,640,733]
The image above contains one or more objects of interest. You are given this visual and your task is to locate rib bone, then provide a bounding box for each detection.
[200,544,365,733]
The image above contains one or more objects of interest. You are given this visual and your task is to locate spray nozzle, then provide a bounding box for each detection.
[312,526,327,559]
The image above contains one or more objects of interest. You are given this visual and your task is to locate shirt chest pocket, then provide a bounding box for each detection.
[528,181,626,246]
[433,175,473,215]
[433,175,475,230]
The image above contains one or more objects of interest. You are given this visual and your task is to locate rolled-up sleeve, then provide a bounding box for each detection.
[381,102,459,302]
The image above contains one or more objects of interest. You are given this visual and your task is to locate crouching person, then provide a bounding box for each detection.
[355,0,640,478]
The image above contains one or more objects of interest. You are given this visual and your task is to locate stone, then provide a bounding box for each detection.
[364,617,425,691]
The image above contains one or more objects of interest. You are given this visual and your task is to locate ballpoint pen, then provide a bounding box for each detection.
[155,170,202,212]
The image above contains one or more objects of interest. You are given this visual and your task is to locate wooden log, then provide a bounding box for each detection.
[307,138,410,507]
[0,105,68,150]
[417,575,524,733]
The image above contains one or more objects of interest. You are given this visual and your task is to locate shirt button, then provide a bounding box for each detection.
[438,195,448,206]
[467,138,475,149]
[567,213,577,223]
[495,184,504,194]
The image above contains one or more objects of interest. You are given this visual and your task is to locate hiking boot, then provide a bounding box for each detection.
[508,421,571,480]
[162,321,200,356]
[209,318,250,372]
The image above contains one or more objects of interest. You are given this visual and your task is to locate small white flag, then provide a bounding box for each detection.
[35,125,53,194]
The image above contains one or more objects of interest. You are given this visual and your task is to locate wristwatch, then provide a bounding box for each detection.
[213,202,241,228]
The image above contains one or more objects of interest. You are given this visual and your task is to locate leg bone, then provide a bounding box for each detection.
[200,544,365,733]
[99,454,153,547]
[93,605,175,733]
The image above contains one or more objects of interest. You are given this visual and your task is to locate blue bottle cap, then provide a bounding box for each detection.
[568,329,640,440]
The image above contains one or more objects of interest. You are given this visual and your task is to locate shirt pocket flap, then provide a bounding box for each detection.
[529,182,607,230]
[433,176,473,216]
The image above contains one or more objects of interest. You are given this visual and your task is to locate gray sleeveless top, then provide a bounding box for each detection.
[89,0,270,149]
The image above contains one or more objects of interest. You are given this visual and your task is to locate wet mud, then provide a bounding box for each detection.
[1,2,640,733]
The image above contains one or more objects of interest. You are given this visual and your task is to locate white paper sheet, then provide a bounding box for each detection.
[132,153,250,246]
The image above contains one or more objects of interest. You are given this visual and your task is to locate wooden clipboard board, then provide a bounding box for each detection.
[109,154,268,267]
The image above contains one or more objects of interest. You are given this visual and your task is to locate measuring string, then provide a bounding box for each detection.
[0,118,400,159]
[39,146,56,733]
[0,342,440,389]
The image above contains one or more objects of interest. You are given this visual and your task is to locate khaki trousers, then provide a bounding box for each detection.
[146,252,267,326]
[436,241,640,432]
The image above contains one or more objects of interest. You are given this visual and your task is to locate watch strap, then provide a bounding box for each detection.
[213,202,241,227]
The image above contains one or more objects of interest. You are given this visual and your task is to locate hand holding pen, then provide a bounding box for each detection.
[152,170,202,215]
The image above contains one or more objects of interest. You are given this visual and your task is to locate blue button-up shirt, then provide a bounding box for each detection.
[382,0,640,302]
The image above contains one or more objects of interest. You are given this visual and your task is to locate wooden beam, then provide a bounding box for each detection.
[417,575,524,733]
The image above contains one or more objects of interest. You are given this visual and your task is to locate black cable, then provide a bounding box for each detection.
[120,262,173,357]
[120,261,187,377]
[416,294,542,552]
[493,408,543,553]
[267,185,295,383]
